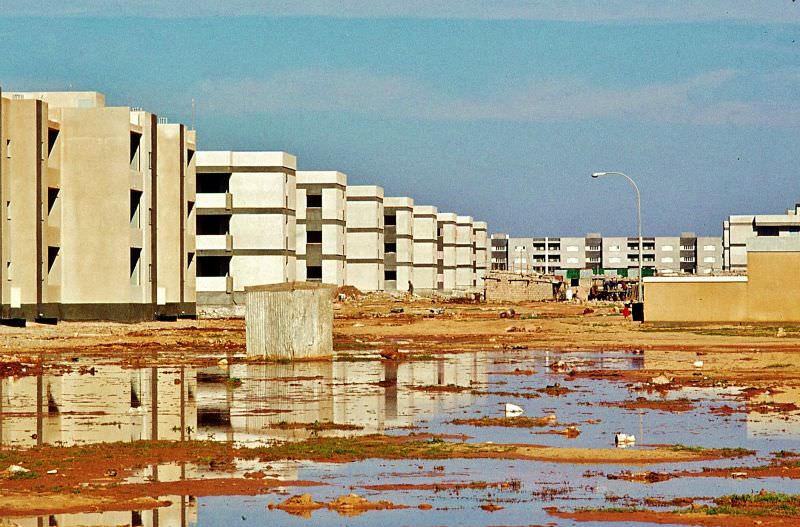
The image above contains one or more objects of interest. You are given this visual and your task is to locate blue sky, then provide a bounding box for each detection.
[2,1,799,236]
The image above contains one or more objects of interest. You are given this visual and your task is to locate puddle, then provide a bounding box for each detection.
[3,349,800,526]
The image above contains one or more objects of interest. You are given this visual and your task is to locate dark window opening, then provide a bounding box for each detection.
[187,201,195,217]
[129,131,142,168]
[197,172,231,193]
[47,187,59,215]
[130,248,142,285]
[306,194,322,208]
[187,251,195,268]
[47,128,59,157]
[197,215,230,235]
[187,149,196,164]
[197,256,231,277]
[307,230,322,244]
[307,266,322,280]
[384,214,396,226]
[47,246,59,273]
[130,190,143,225]
[385,270,397,281]
[384,242,396,253]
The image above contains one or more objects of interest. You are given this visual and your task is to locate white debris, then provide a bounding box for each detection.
[614,433,636,447]
[693,360,704,368]
[650,374,672,385]
[504,403,524,417]
[47,469,58,475]
[6,465,29,474]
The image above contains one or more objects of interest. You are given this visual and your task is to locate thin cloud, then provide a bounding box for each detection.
[193,67,800,127]
[2,0,799,23]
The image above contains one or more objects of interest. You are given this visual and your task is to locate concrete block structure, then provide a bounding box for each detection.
[0,90,195,321]
[436,213,457,291]
[473,221,488,287]
[723,203,800,271]
[346,185,384,292]
[384,197,414,292]
[195,151,296,305]
[490,233,509,271]
[296,171,347,285]
[411,205,439,293]
[645,237,800,322]
[455,215,475,289]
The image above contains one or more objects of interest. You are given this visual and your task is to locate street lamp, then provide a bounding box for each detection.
[591,171,643,303]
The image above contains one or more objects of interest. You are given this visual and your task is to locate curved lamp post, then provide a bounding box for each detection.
[591,171,643,302]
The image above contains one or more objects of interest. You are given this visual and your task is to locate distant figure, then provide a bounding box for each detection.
[408,281,414,295]
[622,304,631,319]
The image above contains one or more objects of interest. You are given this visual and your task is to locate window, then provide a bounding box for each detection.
[609,245,621,252]
[197,255,230,277]
[197,215,229,235]
[187,201,195,217]
[385,242,396,253]
[47,246,59,274]
[306,194,322,208]
[307,230,322,244]
[566,257,579,264]
[609,257,621,264]
[130,248,142,286]
[47,188,59,215]
[703,245,716,251]
[661,256,674,264]
[384,214,396,226]
[385,270,397,281]
[566,245,579,252]
[307,266,322,280]
[703,256,716,263]
[197,172,230,193]
[680,245,696,251]
[661,245,674,251]
[130,190,143,228]
[5,139,10,158]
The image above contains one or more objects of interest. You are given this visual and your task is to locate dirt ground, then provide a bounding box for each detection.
[1,293,799,518]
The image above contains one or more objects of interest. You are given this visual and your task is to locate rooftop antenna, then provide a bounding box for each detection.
[191,98,196,131]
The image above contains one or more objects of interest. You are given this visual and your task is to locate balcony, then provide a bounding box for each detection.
[197,234,233,252]
[196,192,233,211]
[196,275,233,293]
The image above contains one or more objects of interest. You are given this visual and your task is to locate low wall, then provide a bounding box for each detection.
[484,272,556,302]
[644,277,749,322]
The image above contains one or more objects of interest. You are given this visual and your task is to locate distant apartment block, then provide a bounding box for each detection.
[473,221,488,287]
[490,233,509,271]
[346,185,384,292]
[296,171,347,285]
[723,203,800,271]
[1,90,195,321]
[455,215,475,289]
[195,151,296,305]
[412,205,439,292]
[384,197,414,292]
[436,213,458,291]
[501,233,722,277]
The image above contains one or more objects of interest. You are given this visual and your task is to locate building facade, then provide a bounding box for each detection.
[723,203,800,271]
[296,171,347,285]
[436,213,457,291]
[384,197,414,292]
[195,151,296,305]
[455,215,475,289]
[1,91,194,321]
[473,221,488,287]
[345,185,384,292]
[490,233,509,271]
[411,205,439,292]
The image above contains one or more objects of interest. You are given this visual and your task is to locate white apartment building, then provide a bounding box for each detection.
[412,205,439,292]
[195,151,296,305]
[384,197,414,292]
[473,221,488,287]
[455,215,475,289]
[346,185,384,292]
[436,213,458,291]
[296,171,347,285]
[723,203,800,271]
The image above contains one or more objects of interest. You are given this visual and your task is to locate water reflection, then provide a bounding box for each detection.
[0,354,489,448]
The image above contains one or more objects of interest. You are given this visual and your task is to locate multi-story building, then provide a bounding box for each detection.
[497,232,722,277]
[723,203,800,271]
[473,221,489,287]
[411,205,438,293]
[490,233,509,271]
[384,197,414,292]
[436,213,457,291]
[346,185,384,292]
[455,215,475,289]
[1,91,194,322]
[296,171,347,285]
[195,151,296,305]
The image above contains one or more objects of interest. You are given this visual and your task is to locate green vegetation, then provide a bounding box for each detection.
[669,444,754,457]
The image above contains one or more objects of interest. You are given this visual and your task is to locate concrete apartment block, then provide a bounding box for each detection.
[561,237,587,270]
[412,205,439,292]
[384,197,414,291]
[436,213,457,291]
[296,171,347,286]
[697,236,723,274]
[196,151,296,305]
[473,221,488,287]
[0,91,194,321]
[346,185,384,292]
[723,203,800,271]
[490,233,509,271]
[455,215,475,289]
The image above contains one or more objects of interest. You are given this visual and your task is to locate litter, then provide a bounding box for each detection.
[693,360,704,368]
[504,403,524,417]
[614,432,636,447]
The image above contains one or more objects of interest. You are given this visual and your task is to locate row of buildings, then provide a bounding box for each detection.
[194,152,491,305]
[0,90,489,322]
[489,232,723,277]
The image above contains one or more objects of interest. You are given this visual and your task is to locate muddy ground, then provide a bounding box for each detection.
[1,293,800,525]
